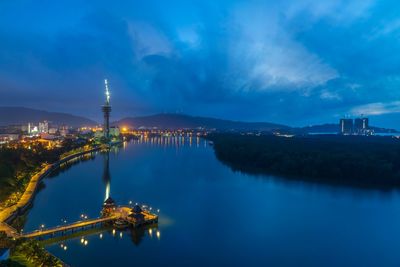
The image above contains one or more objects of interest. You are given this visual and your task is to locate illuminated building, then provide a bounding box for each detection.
[59,126,69,137]
[340,117,370,135]
[31,126,38,134]
[48,128,58,134]
[38,121,49,133]
[129,205,145,223]
[109,126,120,137]
[354,117,369,135]
[339,118,353,135]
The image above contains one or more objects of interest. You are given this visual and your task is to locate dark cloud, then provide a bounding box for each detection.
[1,0,400,128]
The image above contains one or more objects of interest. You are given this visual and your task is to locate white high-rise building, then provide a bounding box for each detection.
[38,121,49,133]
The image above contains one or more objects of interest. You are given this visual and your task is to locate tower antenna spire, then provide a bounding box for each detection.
[104,79,110,105]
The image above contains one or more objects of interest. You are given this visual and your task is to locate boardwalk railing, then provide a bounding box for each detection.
[22,216,116,239]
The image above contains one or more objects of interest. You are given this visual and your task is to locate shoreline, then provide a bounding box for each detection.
[207,133,400,190]
[0,146,101,237]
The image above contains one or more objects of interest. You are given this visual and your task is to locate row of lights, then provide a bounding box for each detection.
[128,200,161,214]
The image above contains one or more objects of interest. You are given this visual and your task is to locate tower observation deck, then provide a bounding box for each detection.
[102,79,112,140]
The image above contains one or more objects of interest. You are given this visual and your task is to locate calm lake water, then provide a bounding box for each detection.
[23,137,400,266]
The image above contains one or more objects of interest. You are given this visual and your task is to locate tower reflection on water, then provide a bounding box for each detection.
[102,151,111,201]
[98,148,160,247]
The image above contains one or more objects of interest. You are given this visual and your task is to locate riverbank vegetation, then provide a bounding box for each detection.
[0,233,62,266]
[208,134,400,187]
[0,139,90,207]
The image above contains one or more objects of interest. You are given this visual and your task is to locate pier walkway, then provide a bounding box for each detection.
[20,205,158,240]
[22,216,116,239]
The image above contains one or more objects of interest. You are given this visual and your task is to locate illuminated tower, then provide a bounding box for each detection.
[102,79,112,140]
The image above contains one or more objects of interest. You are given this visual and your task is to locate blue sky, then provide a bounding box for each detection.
[1,0,400,127]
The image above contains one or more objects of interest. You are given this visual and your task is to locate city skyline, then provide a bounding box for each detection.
[1,0,400,128]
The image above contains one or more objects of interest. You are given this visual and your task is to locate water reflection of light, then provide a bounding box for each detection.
[148,228,153,236]
[156,230,160,240]
[105,182,110,200]
[99,233,103,239]
[84,240,88,246]
[103,152,111,201]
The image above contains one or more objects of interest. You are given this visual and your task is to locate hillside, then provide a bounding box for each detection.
[114,113,288,131]
[0,107,97,127]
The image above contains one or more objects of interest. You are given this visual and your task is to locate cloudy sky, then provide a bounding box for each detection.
[1,0,400,127]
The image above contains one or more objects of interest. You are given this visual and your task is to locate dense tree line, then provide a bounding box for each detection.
[0,139,88,202]
[208,134,400,187]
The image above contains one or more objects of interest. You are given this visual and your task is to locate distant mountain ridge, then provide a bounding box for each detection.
[0,107,97,127]
[1,107,397,133]
[114,113,289,131]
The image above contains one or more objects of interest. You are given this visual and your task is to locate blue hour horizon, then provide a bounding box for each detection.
[1,0,400,128]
